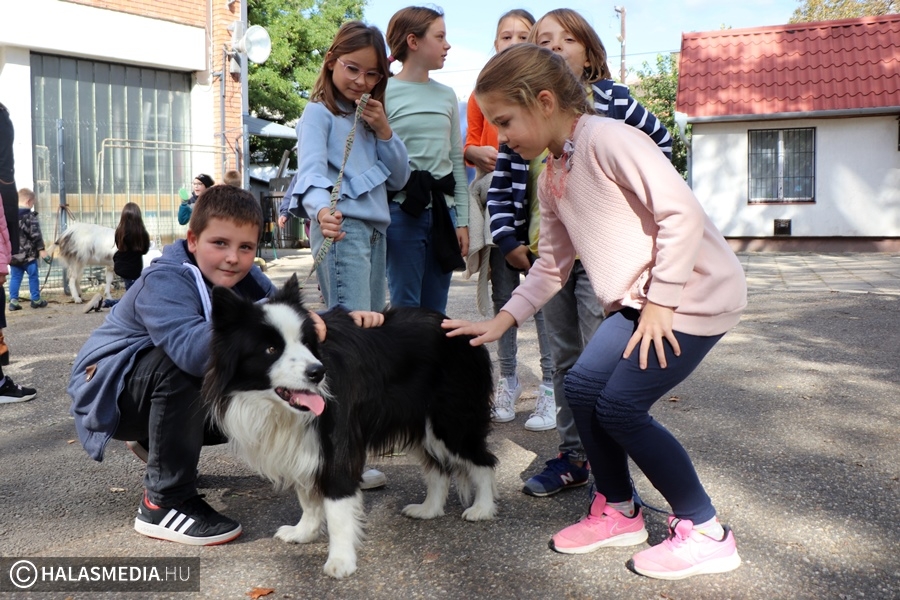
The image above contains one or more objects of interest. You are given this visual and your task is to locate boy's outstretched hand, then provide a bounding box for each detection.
[349,311,384,328]
[442,312,516,347]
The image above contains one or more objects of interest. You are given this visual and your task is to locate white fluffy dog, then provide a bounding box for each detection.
[50,222,116,303]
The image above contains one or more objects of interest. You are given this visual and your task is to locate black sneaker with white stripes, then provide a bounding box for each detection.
[134,491,242,546]
[0,376,37,404]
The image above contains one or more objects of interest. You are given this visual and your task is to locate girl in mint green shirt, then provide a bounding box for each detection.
[384,6,468,313]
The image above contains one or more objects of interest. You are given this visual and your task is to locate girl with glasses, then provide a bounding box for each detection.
[291,20,409,314]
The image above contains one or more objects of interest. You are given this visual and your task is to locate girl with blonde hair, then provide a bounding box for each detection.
[446,43,746,580]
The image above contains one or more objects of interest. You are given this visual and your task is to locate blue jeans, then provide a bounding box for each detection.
[490,247,552,382]
[385,202,454,314]
[310,217,387,311]
[9,260,39,301]
[540,260,604,462]
[564,310,724,523]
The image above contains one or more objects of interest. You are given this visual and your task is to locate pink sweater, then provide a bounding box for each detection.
[504,115,747,337]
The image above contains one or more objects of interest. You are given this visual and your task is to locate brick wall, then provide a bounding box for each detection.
[64,0,207,27]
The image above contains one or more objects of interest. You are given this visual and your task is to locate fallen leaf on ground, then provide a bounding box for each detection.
[247,587,275,599]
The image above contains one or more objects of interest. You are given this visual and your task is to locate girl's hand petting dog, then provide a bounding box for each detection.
[310,311,385,342]
[442,311,516,347]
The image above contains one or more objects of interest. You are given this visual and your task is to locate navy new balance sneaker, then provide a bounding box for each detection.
[523,452,590,497]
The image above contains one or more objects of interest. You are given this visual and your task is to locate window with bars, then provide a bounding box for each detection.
[748,128,815,203]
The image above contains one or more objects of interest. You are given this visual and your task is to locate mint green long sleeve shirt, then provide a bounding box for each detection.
[385,77,468,226]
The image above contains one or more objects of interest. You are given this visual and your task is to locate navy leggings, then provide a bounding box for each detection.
[564,309,723,524]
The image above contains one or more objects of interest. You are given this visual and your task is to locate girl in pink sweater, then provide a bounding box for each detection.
[443,44,747,581]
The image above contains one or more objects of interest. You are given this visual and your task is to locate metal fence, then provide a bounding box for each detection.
[31,136,227,299]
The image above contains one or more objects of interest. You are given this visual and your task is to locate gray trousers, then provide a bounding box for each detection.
[540,260,605,462]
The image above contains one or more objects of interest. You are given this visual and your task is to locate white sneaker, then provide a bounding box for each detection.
[360,467,386,490]
[524,384,557,431]
[492,377,521,423]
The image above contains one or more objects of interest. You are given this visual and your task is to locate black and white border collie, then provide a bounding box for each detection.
[203,275,497,579]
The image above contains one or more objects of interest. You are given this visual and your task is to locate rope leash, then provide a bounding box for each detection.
[303,93,370,285]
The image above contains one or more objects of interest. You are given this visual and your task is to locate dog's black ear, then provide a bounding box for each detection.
[204,286,251,423]
[273,273,306,311]
[210,285,250,330]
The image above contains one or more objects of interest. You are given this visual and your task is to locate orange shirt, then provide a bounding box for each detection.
[464,97,499,166]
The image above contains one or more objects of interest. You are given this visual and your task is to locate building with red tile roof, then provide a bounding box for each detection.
[676,15,900,250]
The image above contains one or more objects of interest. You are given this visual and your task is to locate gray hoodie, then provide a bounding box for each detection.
[68,239,275,461]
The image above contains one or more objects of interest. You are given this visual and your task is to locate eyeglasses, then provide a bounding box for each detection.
[336,58,384,85]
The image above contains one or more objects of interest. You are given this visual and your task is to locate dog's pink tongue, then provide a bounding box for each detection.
[291,391,325,416]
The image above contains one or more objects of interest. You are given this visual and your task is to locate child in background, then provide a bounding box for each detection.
[293,20,409,313]
[463,9,533,175]
[178,174,214,226]
[446,43,745,580]
[85,202,151,312]
[384,5,468,314]
[223,169,242,187]
[489,8,674,497]
[8,188,48,310]
[465,9,555,430]
[113,202,151,291]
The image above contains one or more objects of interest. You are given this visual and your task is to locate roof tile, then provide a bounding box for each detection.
[676,14,900,118]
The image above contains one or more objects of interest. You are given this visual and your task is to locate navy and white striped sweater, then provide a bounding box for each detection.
[487,80,672,257]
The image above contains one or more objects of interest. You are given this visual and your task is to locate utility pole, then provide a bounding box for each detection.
[614,6,626,83]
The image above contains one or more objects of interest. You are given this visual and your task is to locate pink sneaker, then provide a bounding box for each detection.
[632,516,742,580]
[549,492,648,554]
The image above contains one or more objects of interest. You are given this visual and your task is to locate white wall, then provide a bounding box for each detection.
[0,46,35,189]
[691,116,900,238]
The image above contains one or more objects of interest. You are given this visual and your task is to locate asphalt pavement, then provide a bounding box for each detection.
[1,249,898,599]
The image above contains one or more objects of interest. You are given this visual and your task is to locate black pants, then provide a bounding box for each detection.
[115,346,226,506]
[0,104,18,257]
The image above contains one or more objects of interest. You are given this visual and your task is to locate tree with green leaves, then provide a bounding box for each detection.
[789,0,896,23]
[633,53,688,178]
[248,0,365,166]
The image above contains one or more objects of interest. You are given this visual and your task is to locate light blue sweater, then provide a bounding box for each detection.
[292,101,410,234]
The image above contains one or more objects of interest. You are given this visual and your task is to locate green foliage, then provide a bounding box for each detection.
[248,0,365,166]
[789,0,896,22]
[633,54,688,178]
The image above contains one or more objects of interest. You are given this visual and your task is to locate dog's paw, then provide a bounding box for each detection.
[323,554,357,579]
[461,503,496,521]
[401,503,444,520]
[275,524,320,544]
